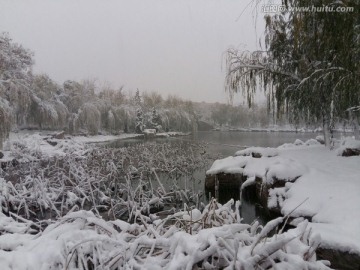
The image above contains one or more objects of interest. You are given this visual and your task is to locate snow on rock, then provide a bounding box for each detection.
[335,137,360,156]
[143,129,156,134]
[294,139,304,145]
[268,187,287,210]
[265,157,308,184]
[278,146,360,255]
[209,141,360,256]
[316,135,325,144]
[235,146,279,158]
[278,138,321,149]
[207,153,307,184]
[206,156,249,175]
[305,138,321,146]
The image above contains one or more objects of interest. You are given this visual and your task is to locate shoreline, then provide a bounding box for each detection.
[205,139,360,269]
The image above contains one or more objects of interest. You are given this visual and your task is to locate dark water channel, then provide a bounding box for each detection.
[107,131,322,225]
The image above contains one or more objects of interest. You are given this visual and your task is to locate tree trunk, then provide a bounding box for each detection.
[322,114,331,148]
[349,110,360,140]
[354,119,360,140]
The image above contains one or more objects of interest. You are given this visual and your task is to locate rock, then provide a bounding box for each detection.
[0,151,4,159]
[317,247,360,270]
[294,139,304,145]
[205,173,244,190]
[256,176,299,216]
[337,138,360,156]
[341,148,360,157]
[316,135,325,144]
[205,173,245,203]
[235,147,279,158]
[52,131,65,140]
[305,138,320,146]
[11,159,19,167]
[46,140,58,146]
[1,158,19,171]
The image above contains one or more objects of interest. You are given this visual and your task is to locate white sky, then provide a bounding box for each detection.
[0,0,266,103]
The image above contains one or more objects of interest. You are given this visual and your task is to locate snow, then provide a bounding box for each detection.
[72,133,142,143]
[335,137,360,156]
[207,153,307,184]
[235,146,279,157]
[1,131,359,267]
[0,201,331,269]
[206,156,250,175]
[208,139,360,255]
[0,132,146,162]
[143,128,156,135]
[156,131,190,137]
[279,146,360,254]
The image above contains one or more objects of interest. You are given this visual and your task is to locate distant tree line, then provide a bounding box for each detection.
[0,33,200,145]
[1,31,329,149]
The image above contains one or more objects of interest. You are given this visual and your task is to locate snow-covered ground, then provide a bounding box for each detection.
[0,132,358,268]
[0,131,189,162]
[71,133,143,143]
[1,132,137,162]
[0,199,331,269]
[207,138,360,256]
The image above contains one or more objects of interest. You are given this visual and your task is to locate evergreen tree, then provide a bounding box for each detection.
[134,89,142,107]
[135,108,144,134]
[149,107,163,131]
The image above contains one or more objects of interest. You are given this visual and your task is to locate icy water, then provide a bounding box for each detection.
[108,131,322,224]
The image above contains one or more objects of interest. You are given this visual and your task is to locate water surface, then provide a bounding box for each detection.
[108,131,323,224]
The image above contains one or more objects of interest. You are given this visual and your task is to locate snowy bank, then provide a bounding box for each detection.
[0,200,331,269]
[0,131,191,163]
[206,138,360,265]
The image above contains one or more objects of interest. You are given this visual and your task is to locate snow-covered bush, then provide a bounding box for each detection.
[0,199,332,269]
[0,139,211,220]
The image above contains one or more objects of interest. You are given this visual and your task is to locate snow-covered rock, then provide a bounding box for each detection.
[235,147,278,158]
[336,137,360,156]
[207,140,360,262]
[206,156,249,175]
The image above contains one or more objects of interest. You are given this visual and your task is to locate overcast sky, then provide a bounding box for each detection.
[0,0,265,103]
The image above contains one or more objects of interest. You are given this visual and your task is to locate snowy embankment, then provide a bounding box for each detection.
[207,138,360,257]
[0,131,189,162]
[0,131,141,161]
[0,200,331,269]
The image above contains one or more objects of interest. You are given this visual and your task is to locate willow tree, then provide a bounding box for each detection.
[0,33,34,146]
[28,74,69,130]
[226,0,360,146]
